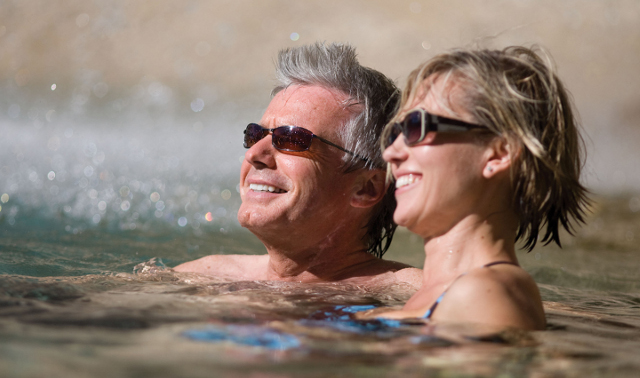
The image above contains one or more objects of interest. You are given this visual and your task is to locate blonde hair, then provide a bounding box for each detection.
[387,46,589,250]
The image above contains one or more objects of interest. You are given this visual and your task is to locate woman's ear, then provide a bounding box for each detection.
[483,137,515,178]
[351,169,387,208]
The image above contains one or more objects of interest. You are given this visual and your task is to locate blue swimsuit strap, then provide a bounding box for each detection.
[422,261,518,319]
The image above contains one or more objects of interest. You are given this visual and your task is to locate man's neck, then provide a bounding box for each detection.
[263,243,379,282]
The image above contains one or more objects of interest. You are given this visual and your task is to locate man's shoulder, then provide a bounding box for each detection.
[393,267,423,289]
[356,259,422,289]
[173,254,269,279]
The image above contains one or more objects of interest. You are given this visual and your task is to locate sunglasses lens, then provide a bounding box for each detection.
[402,111,424,145]
[384,123,402,148]
[272,126,314,151]
[244,123,268,148]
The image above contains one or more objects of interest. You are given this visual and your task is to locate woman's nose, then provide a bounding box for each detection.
[382,134,409,164]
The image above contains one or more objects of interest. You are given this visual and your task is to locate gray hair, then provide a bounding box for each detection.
[272,42,399,258]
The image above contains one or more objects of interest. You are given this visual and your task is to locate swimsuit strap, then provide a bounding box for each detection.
[422,260,519,319]
[482,260,518,268]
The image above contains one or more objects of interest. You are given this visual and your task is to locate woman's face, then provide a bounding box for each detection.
[382,76,493,238]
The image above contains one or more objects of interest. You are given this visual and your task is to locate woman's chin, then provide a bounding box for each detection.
[393,212,414,229]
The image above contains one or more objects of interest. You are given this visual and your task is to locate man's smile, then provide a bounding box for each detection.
[249,183,287,193]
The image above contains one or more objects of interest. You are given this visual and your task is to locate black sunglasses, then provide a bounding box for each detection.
[383,108,487,149]
[243,123,368,162]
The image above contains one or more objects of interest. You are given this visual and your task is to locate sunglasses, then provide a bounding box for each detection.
[243,123,367,162]
[383,108,487,149]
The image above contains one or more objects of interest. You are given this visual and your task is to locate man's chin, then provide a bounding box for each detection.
[237,205,283,231]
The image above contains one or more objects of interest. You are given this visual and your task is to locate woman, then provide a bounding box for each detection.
[376,46,589,330]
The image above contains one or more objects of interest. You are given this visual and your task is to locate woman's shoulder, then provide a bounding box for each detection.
[431,263,546,330]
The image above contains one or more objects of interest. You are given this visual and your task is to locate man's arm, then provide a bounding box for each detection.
[173,254,269,280]
[394,267,423,290]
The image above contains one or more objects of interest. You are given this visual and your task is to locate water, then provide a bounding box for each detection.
[2,79,640,378]
[2,195,640,377]
[3,2,640,375]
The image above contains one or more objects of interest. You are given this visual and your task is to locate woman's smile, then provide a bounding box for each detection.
[394,174,421,189]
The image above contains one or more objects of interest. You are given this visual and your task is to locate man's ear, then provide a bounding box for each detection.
[351,170,387,208]
[483,137,516,178]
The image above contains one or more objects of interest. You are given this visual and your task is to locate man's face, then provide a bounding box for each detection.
[238,85,359,248]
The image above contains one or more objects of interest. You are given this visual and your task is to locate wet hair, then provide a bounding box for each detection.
[387,46,589,251]
[273,42,399,258]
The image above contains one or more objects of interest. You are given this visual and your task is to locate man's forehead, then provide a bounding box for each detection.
[261,85,352,130]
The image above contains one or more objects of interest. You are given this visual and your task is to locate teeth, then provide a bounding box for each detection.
[395,174,420,189]
[249,183,286,193]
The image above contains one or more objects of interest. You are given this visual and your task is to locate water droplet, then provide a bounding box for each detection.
[178,217,188,227]
[76,13,90,28]
[119,186,130,197]
[290,32,300,41]
[51,84,57,91]
[625,231,634,242]
[191,98,205,112]
[46,109,56,122]
[92,82,109,98]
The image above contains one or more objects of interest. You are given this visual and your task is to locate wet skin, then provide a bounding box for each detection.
[175,85,422,287]
[373,76,545,330]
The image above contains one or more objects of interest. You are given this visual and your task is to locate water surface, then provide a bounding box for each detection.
[2,198,640,377]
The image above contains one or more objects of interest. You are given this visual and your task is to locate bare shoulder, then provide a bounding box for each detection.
[432,264,546,330]
[364,259,422,287]
[173,254,269,280]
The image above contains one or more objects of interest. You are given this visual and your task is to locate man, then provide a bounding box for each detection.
[175,43,421,287]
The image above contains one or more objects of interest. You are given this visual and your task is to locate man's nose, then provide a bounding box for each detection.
[244,134,277,169]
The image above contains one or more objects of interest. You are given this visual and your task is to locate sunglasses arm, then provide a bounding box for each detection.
[314,135,371,165]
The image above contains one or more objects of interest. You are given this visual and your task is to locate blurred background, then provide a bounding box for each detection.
[1,0,639,239]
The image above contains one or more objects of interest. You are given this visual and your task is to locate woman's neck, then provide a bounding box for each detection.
[421,209,519,283]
